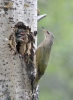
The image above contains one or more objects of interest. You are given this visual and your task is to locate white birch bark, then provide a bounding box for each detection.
[0,0,37,100]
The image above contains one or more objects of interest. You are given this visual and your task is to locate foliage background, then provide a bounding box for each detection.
[38,0,73,100]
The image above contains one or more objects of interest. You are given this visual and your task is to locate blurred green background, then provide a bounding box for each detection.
[38,0,73,100]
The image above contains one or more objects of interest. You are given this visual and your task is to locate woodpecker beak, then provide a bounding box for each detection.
[42,27,47,34]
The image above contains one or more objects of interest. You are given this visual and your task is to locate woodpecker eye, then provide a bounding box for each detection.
[47,31,50,34]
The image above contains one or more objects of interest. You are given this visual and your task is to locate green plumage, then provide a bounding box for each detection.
[34,28,54,88]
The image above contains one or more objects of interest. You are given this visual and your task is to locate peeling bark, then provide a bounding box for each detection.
[0,0,37,100]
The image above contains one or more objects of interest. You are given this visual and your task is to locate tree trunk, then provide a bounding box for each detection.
[0,0,37,100]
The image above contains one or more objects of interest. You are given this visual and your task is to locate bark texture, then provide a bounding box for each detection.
[0,0,37,100]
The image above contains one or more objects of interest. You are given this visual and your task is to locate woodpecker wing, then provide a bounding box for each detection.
[35,46,47,77]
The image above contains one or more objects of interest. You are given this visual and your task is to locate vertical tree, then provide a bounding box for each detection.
[0,0,47,99]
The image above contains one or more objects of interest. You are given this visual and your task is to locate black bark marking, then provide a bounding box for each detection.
[34,31,37,36]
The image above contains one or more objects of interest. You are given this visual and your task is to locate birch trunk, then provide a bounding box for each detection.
[0,0,37,100]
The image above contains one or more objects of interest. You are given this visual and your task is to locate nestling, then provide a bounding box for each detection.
[9,28,28,54]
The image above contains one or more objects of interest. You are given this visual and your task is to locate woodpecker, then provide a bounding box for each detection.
[34,27,54,88]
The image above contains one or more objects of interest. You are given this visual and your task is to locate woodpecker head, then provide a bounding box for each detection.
[42,27,54,40]
[42,27,54,46]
